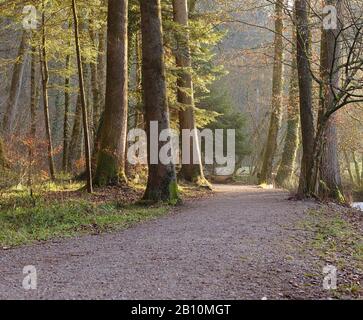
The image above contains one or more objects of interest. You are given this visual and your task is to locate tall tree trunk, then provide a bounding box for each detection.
[72,0,93,193]
[172,0,207,185]
[276,28,300,188]
[89,28,101,135]
[352,152,361,187]
[259,0,284,185]
[140,0,179,202]
[343,151,355,186]
[135,30,144,129]
[2,32,28,134]
[315,0,344,201]
[28,44,39,195]
[97,29,106,112]
[296,0,315,196]
[62,54,71,172]
[40,6,56,180]
[94,0,129,186]
[320,119,343,199]
[68,93,82,169]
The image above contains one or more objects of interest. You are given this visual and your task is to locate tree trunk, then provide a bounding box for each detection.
[343,151,355,186]
[62,54,71,172]
[2,32,28,134]
[295,0,315,196]
[317,0,344,201]
[97,29,106,113]
[140,0,179,202]
[276,29,300,188]
[135,30,144,129]
[259,0,284,185]
[68,93,82,169]
[89,29,102,135]
[28,44,40,194]
[72,0,93,193]
[352,152,361,187]
[94,0,129,187]
[172,0,207,185]
[40,7,56,180]
[320,118,343,200]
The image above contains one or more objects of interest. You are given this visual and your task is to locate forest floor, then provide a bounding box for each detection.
[0,185,362,300]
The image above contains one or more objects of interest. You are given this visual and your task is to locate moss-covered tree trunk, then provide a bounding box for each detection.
[140,0,179,202]
[296,0,315,197]
[62,54,71,172]
[259,0,284,185]
[28,44,40,192]
[276,43,300,188]
[172,0,207,185]
[317,0,344,202]
[94,0,129,187]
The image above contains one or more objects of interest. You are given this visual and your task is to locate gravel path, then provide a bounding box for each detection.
[0,185,328,300]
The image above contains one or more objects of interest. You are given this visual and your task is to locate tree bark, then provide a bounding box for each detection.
[68,93,82,169]
[72,0,93,193]
[276,29,300,188]
[40,6,56,180]
[2,32,28,134]
[295,0,315,196]
[94,0,129,187]
[89,29,102,135]
[28,44,40,194]
[343,151,355,186]
[172,0,207,185]
[315,0,344,201]
[62,54,71,172]
[352,152,361,187]
[140,0,179,202]
[259,0,284,185]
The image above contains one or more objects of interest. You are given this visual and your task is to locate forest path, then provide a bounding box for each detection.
[0,185,327,299]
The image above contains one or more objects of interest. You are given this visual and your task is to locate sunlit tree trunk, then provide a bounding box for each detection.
[140,0,179,202]
[259,0,284,185]
[40,6,56,180]
[311,0,344,201]
[72,0,93,193]
[2,32,28,134]
[172,0,207,185]
[94,0,128,186]
[276,27,300,188]
[68,93,82,169]
[296,0,315,196]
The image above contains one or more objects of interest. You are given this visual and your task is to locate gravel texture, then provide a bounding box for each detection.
[0,185,332,300]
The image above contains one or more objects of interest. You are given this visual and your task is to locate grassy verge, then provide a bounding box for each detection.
[301,207,362,298]
[0,181,212,248]
[0,199,168,248]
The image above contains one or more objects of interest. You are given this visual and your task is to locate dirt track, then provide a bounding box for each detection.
[0,185,332,300]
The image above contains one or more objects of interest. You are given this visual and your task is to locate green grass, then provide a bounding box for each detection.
[0,199,168,247]
[0,179,211,248]
[300,209,363,297]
